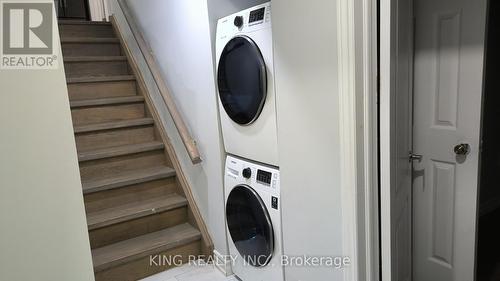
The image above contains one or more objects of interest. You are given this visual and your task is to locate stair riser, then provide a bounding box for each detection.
[94,240,201,281]
[75,125,156,152]
[79,150,166,182]
[65,61,129,77]
[59,24,114,38]
[84,178,178,213]
[62,43,122,56]
[90,207,188,249]
[67,80,137,100]
[71,103,145,125]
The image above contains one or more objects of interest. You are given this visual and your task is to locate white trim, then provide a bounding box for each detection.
[88,0,105,21]
[338,0,380,280]
[357,0,380,279]
[380,0,395,279]
[88,0,111,21]
[103,0,110,21]
[213,249,233,277]
[337,0,359,280]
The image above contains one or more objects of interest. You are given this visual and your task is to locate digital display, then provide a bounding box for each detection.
[249,7,265,23]
[257,169,272,185]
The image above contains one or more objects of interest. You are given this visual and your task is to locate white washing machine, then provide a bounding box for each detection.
[216,2,279,166]
[224,155,284,281]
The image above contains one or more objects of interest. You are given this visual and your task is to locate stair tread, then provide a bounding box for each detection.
[78,141,164,162]
[87,193,187,230]
[61,37,119,43]
[92,223,201,272]
[61,18,201,280]
[59,20,111,26]
[82,166,176,194]
[74,118,154,134]
[67,75,135,84]
[70,96,144,108]
[64,56,127,62]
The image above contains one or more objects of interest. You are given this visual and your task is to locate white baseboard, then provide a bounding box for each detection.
[213,249,233,276]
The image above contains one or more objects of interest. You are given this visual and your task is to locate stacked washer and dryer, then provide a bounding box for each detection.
[216,3,284,281]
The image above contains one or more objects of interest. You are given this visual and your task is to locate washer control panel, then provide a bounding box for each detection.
[226,155,279,194]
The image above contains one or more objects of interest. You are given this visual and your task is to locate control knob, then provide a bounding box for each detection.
[234,16,243,28]
[242,167,252,179]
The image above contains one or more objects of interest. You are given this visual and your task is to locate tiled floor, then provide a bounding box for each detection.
[140,262,239,281]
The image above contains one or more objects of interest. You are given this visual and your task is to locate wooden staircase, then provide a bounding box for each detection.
[60,20,208,281]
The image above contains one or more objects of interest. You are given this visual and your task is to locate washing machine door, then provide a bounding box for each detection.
[217,36,267,125]
[226,185,274,267]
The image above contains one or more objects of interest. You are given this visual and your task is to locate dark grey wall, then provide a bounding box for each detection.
[479,0,500,215]
[477,3,500,275]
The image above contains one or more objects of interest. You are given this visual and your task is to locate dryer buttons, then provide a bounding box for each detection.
[271,196,278,210]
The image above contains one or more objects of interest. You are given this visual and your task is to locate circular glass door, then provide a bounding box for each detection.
[226,185,274,267]
[217,36,267,125]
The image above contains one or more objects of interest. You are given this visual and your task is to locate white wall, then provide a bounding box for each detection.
[0,2,95,280]
[272,1,345,280]
[111,1,347,280]
[122,0,229,256]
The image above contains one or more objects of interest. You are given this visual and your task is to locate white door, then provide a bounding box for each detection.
[412,0,487,280]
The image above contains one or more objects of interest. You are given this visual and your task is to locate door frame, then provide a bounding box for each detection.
[339,0,412,279]
[337,0,379,280]
[379,0,397,280]
[379,0,411,279]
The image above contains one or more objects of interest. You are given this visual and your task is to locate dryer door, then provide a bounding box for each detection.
[226,184,274,267]
[217,36,267,125]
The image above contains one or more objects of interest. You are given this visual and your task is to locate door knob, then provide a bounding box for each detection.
[454,143,470,156]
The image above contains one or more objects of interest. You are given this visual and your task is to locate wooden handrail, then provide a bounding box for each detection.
[117,0,202,164]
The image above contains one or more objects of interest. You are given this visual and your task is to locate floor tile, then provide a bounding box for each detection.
[139,263,196,281]
[140,261,235,281]
[175,264,227,281]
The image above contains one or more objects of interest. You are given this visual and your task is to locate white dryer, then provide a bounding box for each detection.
[216,2,279,166]
[224,155,284,281]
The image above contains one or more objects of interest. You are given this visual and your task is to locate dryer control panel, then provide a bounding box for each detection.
[216,2,271,40]
[249,7,266,24]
